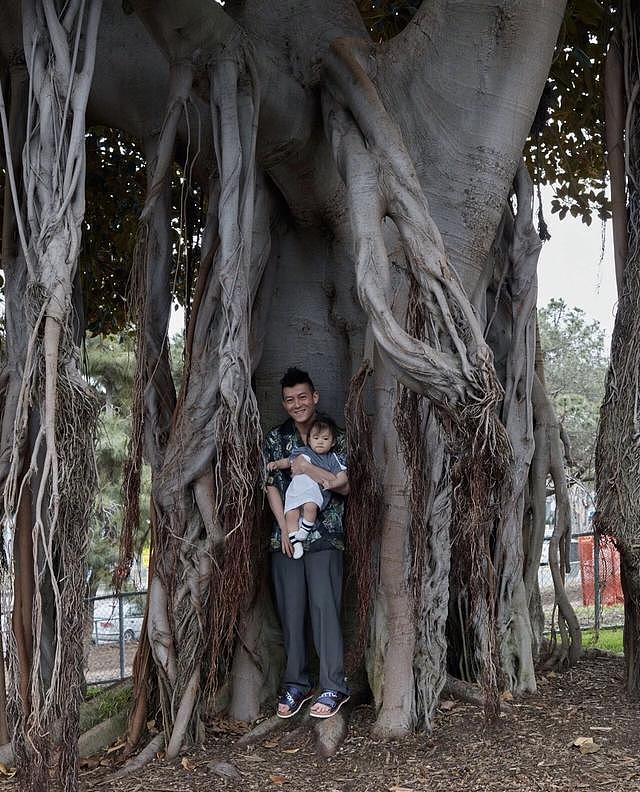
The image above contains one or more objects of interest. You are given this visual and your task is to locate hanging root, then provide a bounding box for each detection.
[394,280,452,729]
[447,404,512,718]
[203,44,264,706]
[394,277,430,604]
[0,3,103,790]
[122,38,265,758]
[483,162,539,694]
[532,374,581,669]
[117,68,193,587]
[114,223,149,589]
[343,358,382,671]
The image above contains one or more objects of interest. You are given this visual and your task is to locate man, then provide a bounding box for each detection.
[265,367,350,719]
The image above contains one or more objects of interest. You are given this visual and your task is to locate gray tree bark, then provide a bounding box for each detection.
[0,0,571,777]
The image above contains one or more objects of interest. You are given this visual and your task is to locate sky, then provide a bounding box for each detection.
[537,202,617,347]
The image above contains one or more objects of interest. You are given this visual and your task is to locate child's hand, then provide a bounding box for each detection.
[319,478,332,490]
[267,461,278,472]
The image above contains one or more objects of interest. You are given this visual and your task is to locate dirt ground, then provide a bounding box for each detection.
[86,642,138,684]
[5,653,640,791]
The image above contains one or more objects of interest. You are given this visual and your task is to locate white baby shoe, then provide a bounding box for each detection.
[289,519,314,559]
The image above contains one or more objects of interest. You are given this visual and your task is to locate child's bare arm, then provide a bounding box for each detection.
[319,470,348,492]
[267,457,290,472]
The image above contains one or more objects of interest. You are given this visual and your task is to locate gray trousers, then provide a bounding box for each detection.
[271,548,348,694]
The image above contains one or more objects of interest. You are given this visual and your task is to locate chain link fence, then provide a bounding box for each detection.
[539,529,624,633]
[85,590,147,686]
[85,533,623,686]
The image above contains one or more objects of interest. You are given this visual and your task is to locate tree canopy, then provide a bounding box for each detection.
[538,298,608,478]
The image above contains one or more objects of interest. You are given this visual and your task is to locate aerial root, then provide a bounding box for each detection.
[344,359,381,669]
[111,733,165,781]
[321,40,512,721]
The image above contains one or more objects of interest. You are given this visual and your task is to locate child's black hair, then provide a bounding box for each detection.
[308,415,338,443]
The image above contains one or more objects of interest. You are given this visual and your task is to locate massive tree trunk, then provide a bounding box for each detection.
[595,0,640,696]
[0,0,571,785]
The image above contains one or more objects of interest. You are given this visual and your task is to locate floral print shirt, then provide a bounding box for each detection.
[264,417,347,552]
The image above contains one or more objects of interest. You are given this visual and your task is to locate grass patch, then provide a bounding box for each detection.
[80,682,133,733]
[582,627,623,654]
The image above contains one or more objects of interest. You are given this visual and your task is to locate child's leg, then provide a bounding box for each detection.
[286,509,304,559]
[301,503,318,525]
[285,509,299,537]
[294,504,317,547]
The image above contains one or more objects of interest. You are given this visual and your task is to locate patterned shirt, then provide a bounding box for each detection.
[264,417,347,552]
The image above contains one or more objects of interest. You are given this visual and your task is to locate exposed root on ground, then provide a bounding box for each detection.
[112,733,165,780]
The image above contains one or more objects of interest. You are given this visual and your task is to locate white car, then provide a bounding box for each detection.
[92,597,144,644]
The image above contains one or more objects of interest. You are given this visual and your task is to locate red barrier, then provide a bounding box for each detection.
[578,535,624,606]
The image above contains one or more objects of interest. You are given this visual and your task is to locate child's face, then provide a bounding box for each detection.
[308,427,334,455]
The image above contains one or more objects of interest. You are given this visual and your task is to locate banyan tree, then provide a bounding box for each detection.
[0,0,618,789]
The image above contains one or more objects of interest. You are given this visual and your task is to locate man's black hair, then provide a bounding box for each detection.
[308,415,337,442]
[280,366,315,393]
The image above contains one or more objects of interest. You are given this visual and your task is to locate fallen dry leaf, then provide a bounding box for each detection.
[389,787,414,792]
[181,756,196,771]
[439,700,456,711]
[270,773,287,784]
[263,739,280,748]
[209,717,249,736]
[501,691,514,702]
[572,736,601,754]
[282,747,300,754]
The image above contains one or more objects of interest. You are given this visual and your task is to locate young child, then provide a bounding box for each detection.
[267,417,347,559]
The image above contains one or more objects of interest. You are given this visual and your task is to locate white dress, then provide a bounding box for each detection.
[284,455,324,513]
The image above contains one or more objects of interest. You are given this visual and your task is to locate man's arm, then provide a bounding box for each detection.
[267,457,290,472]
[290,456,350,495]
[266,485,294,557]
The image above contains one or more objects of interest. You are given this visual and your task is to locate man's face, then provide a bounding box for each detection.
[282,383,319,425]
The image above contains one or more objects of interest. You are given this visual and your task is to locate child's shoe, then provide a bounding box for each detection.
[289,519,314,559]
[289,533,304,559]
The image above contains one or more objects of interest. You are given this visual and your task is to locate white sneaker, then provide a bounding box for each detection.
[289,520,314,560]
[289,532,304,559]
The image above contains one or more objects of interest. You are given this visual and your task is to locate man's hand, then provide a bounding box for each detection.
[280,527,294,557]
[319,478,333,490]
[267,458,290,472]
